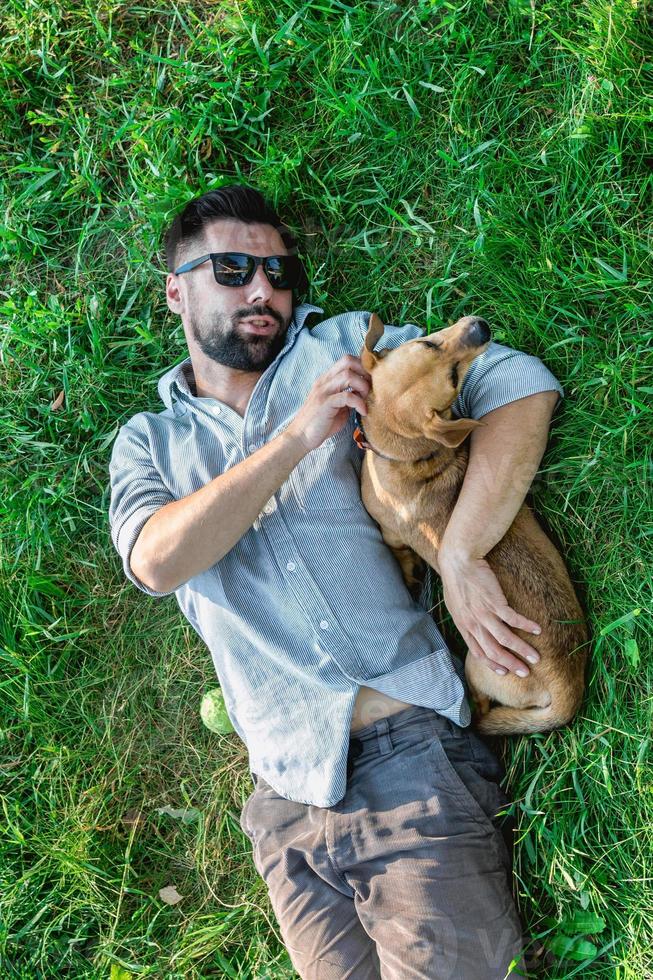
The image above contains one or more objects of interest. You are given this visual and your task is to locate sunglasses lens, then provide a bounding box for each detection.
[266,256,302,288]
[265,255,293,289]
[213,253,253,286]
[265,256,285,286]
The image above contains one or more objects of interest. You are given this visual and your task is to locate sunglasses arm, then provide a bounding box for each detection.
[173,255,212,275]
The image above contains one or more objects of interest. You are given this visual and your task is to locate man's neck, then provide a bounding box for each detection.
[187,356,262,419]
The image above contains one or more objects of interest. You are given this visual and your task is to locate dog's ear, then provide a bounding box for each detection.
[423,412,484,448]
[360,313,387,372]
[364,313,385,352]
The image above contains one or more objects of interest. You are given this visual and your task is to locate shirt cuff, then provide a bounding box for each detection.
[113,505,177,598]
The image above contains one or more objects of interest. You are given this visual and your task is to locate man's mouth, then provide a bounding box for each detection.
[239,316,277,335]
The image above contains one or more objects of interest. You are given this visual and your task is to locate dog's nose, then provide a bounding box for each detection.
[467,317,491,346]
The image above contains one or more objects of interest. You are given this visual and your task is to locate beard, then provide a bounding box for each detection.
[189,304,291,372]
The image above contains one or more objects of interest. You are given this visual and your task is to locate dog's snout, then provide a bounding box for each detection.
[466,317,491,346]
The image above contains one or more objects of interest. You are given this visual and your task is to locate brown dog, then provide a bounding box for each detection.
[358,312,588,735]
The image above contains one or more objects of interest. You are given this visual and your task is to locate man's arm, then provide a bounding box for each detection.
[130,430,309,593]
[438,389,560,676]
[114,355,371,595]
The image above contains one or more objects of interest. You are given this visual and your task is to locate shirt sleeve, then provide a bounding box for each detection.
[108,419,178,598]
[358,311,424,352]
[451,341,565,420]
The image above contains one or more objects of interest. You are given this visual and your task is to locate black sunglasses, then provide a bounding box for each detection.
[173,252,305,290]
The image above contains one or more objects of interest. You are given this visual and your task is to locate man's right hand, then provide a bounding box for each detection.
[286,355,372,452]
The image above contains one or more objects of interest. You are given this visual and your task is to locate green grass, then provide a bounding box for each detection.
[1,0,651,976]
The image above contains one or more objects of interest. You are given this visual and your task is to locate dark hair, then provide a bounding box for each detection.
[163,184,309,299]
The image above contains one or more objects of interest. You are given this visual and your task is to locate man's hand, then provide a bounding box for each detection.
[286,355,371,452]
[439,551,542,676]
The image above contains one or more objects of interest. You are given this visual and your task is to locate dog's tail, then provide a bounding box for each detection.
[474,704,570,736]
[473,640,589,736]
[475,678,585,736]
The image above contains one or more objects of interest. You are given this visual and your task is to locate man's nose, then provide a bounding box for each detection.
[244,263,274,304]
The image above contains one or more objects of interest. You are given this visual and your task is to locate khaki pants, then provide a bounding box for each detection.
[240,704,528,979]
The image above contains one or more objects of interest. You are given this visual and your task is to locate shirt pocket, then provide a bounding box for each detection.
[288,419,364,514]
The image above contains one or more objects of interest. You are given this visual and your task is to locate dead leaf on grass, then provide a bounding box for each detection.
[159,885,183,905]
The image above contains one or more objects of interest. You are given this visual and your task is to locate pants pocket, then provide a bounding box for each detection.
[429,727,514,866]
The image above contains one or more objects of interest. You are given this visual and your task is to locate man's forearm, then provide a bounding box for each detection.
[439,390,560,563]
[131,430,308,593]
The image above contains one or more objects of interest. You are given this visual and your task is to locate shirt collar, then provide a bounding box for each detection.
[157,302,324,412]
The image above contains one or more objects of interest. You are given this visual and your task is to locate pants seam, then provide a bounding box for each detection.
[324,807,352,892]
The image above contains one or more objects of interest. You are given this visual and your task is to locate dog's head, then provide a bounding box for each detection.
[360,313,491,448]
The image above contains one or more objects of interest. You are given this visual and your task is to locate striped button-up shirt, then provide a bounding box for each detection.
[108,303,564,806]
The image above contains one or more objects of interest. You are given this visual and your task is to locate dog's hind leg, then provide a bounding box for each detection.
[394,547,426,598]
[465,668,492,720]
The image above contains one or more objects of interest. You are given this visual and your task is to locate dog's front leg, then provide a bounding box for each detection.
[378,524,427,600]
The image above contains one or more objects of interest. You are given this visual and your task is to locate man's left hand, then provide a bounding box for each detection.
[439,552,542,675]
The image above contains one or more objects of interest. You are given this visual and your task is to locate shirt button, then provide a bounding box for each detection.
[286,561,296,571]
[248,443,260,452]
[213,406,221,415]
[263,504,274,515]
[319,620,329,630]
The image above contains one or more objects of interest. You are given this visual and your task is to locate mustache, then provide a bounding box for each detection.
[234,307,282,324]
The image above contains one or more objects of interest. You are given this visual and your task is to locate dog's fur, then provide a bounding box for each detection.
[359,313,588,735]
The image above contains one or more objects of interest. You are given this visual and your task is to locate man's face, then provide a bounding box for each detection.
[166,218,296,372]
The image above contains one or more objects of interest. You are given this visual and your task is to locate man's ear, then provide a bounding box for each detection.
[423,412,484,448]
[166,273,184,314]
[360,313,388,372]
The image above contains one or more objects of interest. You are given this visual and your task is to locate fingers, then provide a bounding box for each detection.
[333,363,371,389]
[465,633,488,661]
[323,367,371,412]
[472,624,535,675]
[333,354,371,379]
[458,602,542,674]
[465,632,511,677]
[500,605,542,636]
[326,357,371,390]
[486,617,541,665]
[333,388,369,417]
[322,354,370,379]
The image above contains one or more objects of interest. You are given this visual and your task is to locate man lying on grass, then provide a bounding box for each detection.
[109,184,563,979]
